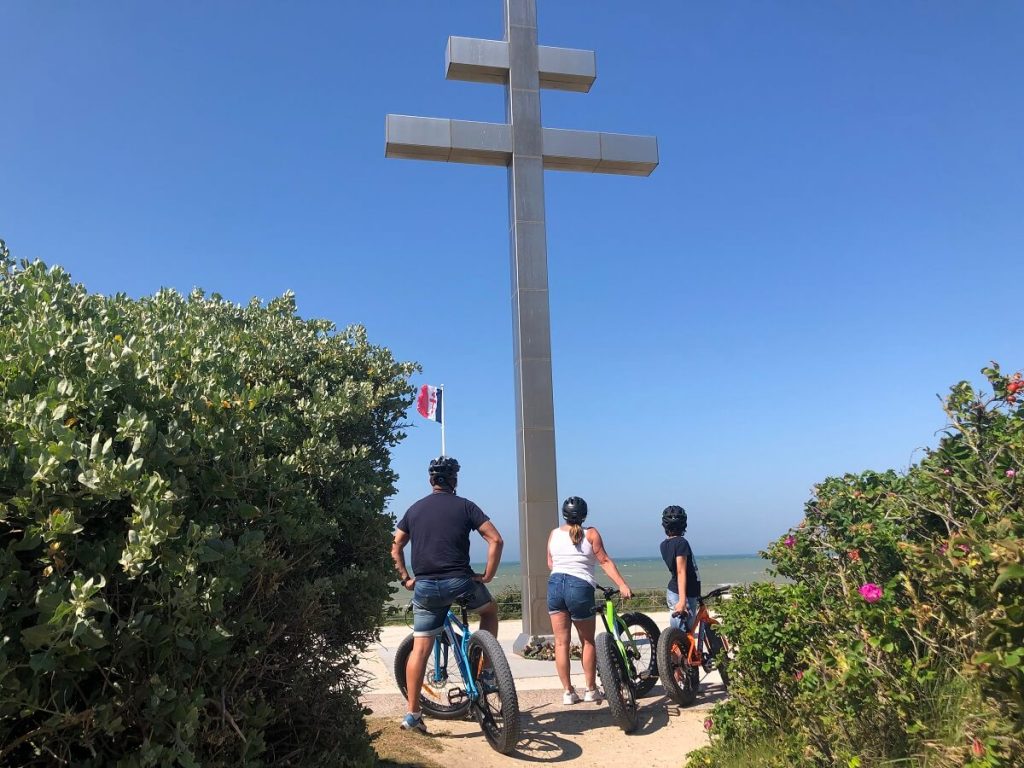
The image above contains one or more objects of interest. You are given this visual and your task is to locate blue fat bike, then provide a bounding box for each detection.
[394,595,520,754]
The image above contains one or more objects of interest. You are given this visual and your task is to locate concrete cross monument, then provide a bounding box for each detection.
[386,0,658,647]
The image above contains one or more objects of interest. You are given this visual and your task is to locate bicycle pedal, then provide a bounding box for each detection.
[448,689,467,707]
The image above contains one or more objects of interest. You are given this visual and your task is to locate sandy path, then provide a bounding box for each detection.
[365,681,725,767]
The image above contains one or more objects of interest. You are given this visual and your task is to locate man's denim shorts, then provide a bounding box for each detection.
[547,573,596,621]
[412,577,493,637]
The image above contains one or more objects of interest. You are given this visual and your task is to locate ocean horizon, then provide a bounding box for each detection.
[389,554,780,606]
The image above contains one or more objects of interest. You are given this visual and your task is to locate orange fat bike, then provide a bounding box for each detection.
[656,585,733,706]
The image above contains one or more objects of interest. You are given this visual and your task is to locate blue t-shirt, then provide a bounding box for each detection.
[660,535,700,597]
[397,491,490,580]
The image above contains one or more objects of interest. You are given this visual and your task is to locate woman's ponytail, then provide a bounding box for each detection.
[569,523,584,547]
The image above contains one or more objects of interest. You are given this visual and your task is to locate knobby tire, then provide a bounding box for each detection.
[467,630,520,754]
[618,612,660,697]
[706,626,731,690]
[393,633,472,720]
[596,631,638,733]
[656,626,698,707]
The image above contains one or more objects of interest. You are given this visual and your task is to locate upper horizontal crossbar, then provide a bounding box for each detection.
[445,36,596,93]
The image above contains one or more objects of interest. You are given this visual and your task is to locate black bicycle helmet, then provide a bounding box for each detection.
[662,505,687,534]
[428,456,460,487]
[562,496,588,524]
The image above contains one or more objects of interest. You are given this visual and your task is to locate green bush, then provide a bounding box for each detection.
[693,365,1023,768]
[0,244,417,766]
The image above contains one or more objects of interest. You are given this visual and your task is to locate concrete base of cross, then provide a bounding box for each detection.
[512,632,555,658]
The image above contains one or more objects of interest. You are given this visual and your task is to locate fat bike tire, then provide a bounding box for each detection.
[706,627,731,690]
[394,633,472,720]
[596,631,639,733]
[656,627,698,707]
[467,630,520,754]
[618,612,661,697]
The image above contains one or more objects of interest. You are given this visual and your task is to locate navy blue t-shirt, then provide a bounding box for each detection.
[660,535,700,597]
[397,491,490,580]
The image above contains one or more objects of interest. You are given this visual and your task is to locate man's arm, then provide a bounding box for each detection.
[476,521,504,583]
[391,529,415,590]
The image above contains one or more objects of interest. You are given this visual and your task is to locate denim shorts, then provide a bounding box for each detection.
[667,589,699,631]
[412,577,493,637]
[547,573,596,621]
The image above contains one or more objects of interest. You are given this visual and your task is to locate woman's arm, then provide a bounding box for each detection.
[589,528,632,599]
[546,529,555,570]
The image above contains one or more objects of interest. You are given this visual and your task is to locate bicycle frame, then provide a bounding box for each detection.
[428,606,481,701]
[597,587,639,679]
[680,588,729,669]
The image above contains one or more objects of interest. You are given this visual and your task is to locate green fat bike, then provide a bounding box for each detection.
[592,584,661,733]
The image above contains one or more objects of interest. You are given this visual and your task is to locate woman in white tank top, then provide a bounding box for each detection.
[546,496,633,705]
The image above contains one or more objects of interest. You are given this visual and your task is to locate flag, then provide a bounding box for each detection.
[416,384,443,423]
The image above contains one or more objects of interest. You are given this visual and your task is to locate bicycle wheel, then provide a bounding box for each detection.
[617,612,660,697]
[596,631,638,733]
[394,632,472,720]
[706,626,731,690]
[656,627,698,706]
[467,630,520,754]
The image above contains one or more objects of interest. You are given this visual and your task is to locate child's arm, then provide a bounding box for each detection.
[675,555,688,615]
[589,528,632,598]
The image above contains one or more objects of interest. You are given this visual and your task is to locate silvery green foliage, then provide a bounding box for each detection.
[0,244,417,766]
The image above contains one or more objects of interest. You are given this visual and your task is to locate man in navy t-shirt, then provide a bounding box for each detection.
[390,456,504,733]
[659,505,701,630]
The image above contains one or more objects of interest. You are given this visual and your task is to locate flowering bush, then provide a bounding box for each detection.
[0,246,417,766]
[691,365,1023,767]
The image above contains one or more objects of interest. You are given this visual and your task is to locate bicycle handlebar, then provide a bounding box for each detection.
[595,584,619,599]
[702,586,731,602]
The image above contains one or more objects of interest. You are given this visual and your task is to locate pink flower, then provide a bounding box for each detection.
[939,543,948,555]
[972,737,985,757]
[858,583,883,603]
[1007,469,1017,478]
[795,669,804,681]
[941,468,951,476]
[703,717,714,732]
[784,535,796,549]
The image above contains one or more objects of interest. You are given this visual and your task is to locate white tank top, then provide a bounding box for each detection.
[548,528,597,585]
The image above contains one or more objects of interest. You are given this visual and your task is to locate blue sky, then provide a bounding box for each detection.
[2,2,1021,559]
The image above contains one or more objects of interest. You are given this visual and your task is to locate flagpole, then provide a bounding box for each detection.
[439,384,446,457]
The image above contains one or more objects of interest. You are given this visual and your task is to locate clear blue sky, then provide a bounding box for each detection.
[2,2,1021,559]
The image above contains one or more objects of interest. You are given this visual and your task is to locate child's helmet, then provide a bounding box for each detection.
[661,505,687,534]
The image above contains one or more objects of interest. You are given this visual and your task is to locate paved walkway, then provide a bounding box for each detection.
[360,611,722,694]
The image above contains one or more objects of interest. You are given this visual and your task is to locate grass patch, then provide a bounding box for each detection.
[368,717,445,768]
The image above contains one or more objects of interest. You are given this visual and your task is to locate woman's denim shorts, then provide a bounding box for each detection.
[547,573,596,620]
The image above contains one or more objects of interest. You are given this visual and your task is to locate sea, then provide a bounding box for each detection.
[389,554,778,604]
[480,554,779,594]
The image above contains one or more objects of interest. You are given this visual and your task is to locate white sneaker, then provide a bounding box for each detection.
[562,689,580,705]
[583,688,604,703]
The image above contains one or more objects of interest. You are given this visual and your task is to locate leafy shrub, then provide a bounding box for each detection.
[0,245,416,766]
[692,365,1023,767]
